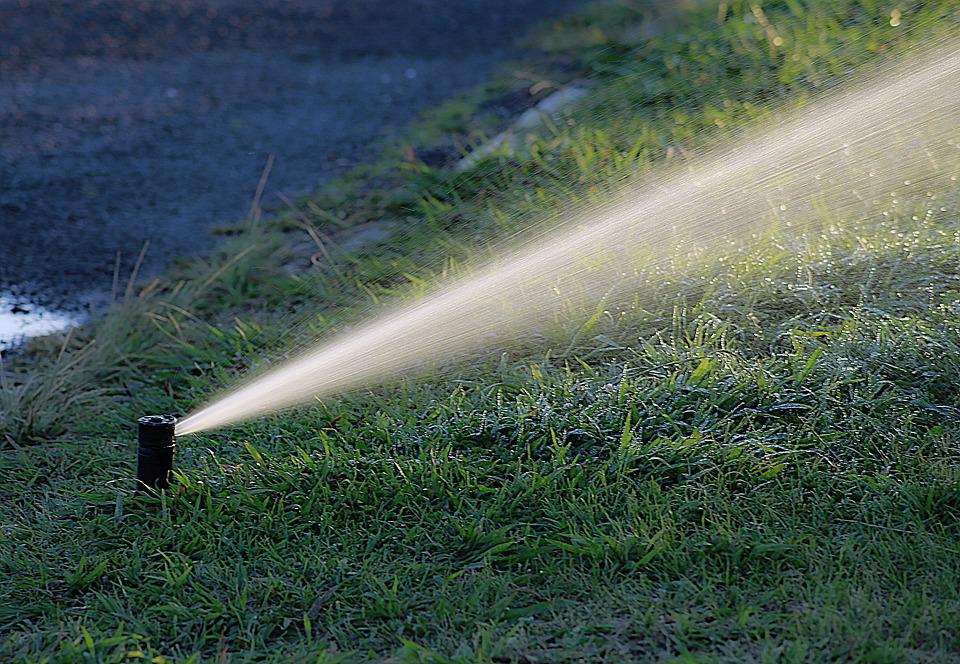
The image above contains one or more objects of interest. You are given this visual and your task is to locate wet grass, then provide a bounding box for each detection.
[3,1,960,661]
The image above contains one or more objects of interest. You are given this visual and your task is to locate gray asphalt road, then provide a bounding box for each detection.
[0,0,583,329]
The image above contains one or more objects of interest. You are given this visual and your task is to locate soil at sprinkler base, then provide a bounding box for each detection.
[0,0,585,321]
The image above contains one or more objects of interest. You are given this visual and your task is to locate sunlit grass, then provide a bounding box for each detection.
[2,1,960,661]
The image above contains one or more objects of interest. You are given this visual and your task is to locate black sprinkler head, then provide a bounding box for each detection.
[136,415,177,492]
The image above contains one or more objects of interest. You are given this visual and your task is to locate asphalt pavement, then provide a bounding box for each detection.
[0,0,584,344]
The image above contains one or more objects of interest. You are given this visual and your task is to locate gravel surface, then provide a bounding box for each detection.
[0,0,584,343]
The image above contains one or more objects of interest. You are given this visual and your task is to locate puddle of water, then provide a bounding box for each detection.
[0,292,79,350]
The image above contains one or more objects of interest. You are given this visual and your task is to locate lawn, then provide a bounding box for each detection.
[2,1,960,661]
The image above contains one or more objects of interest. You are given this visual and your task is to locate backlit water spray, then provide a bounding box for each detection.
[178,41,960,435]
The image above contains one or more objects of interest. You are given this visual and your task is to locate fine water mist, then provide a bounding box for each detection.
[178,41,960,435]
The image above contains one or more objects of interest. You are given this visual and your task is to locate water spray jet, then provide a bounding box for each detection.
[177,41,960,436]
[136,415,177,492]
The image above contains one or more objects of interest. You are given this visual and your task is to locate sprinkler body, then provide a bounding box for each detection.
[137,415,177,492]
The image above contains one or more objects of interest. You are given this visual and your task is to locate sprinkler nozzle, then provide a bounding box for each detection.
[136,415,177,492]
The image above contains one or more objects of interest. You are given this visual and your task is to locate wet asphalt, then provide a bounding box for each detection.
[0,0,584,323]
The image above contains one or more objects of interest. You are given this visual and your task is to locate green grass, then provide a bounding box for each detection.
[3,1,960,661]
